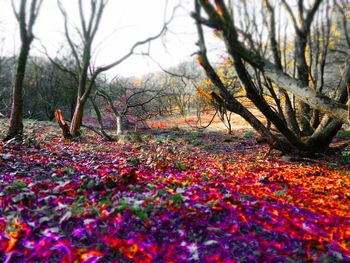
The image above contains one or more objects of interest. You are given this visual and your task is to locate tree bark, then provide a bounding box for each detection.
[96,89,124,135]
[305,117,342,150]
[295,34,313,135]
[194,0,349,124]
[69,99,84,136]
[56,0,168,138]
[5,44,30,140]
[4,0,43,141]
[54,109,71,139]
[90,96,114,140]
[193,0,348,153]
[263,64,348,123]
[194,1,278,148]
[265,0,301,137]
[116,115,123,135]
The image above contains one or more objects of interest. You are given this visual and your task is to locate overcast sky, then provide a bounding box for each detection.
[0,0,206,78]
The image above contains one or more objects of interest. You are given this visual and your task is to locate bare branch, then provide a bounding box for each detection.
[281,0,300,33]
[57,0,82,70]
[11,0,20,21]
[90,0,109,40]
[78,0,87,35]
[94,24,169,76]
[38,39,80,84]
[304,0,323,30]
[28,0,43,38]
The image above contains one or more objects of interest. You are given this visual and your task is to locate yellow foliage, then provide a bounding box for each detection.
[331,22,339,32]
[205,80,212,87]
[134,79,142,87]
[197,86,212,103]
[331,23,341,41]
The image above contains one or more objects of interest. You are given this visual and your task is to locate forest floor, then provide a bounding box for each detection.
[0,118,350,262]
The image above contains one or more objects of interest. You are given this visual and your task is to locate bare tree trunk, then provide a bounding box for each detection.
[96,89,124,135]
[192,0,348,154]
[296,100,313,134]
[4,0,43,141]
[90,96,114,140]
[265,0,301,137]
[5,44,29,140]
[306,117,342,150]
[283,95,301,136]
[282,0,322,135]
[70,99,84,136]
[116,115,123,135]
[295,37,313,135]
[310,109,320,130]
[55,0,169,139]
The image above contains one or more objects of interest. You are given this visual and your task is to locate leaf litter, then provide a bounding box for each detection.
[0,124,349,262]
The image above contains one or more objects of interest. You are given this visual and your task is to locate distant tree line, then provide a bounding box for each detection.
[0,56,76,121]
[0,53,210,132]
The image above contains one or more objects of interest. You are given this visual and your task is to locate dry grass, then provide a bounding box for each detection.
[146,109,266,134]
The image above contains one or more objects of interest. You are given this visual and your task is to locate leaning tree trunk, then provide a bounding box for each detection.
[90,96,114,140]
[192,0,348,154]
[96,89,124,135]
[4,43,30,141]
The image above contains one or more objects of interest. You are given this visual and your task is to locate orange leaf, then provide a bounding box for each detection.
[125,244,139,259]
[81,250,104,262]
[6,237,18,253]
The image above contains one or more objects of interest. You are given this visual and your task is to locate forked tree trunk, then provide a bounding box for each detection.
[282,94,301,137]
[55,0,168,140]
[265,0,301,138]
[296,100,313,135]
[96,89,124,135]
[306,117,342,150]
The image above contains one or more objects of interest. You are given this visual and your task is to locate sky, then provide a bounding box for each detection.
[0,0,206,78]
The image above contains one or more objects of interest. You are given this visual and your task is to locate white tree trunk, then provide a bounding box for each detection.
[116,115,123,135]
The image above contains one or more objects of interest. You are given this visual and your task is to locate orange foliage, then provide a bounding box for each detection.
[197,86,213,103]
[5,219,26,253]
[81,250,104,262]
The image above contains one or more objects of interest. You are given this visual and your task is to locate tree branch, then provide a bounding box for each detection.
[57,0,82,71]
